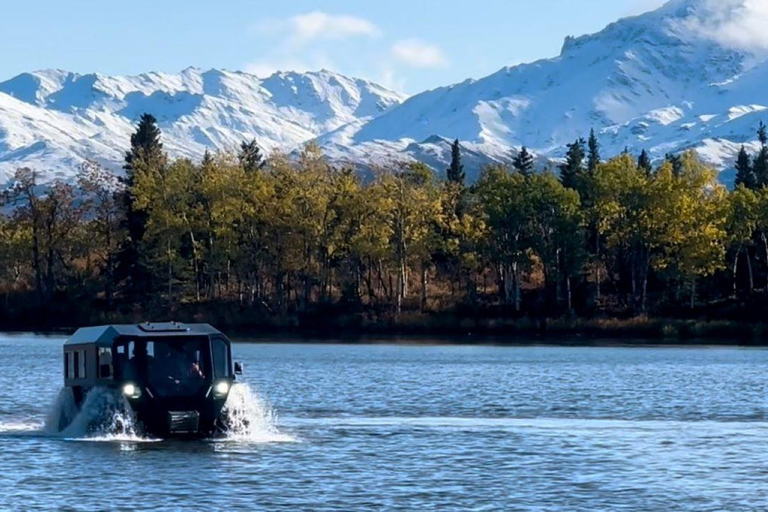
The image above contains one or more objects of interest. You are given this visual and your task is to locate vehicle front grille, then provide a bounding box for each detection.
[167,411,200,433]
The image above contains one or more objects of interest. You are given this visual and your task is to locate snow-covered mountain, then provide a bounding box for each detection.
[350,0,768,182]
[1,0,768,184]
[0,68,406,183]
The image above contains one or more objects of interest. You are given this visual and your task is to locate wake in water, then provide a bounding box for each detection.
[218,383,296,443]
[22,382,295,443]
[44,387,150,442]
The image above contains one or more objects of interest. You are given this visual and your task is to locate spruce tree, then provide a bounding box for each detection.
[587,129,601,172]
[118,113,166,302]
[239,138,265,172]
[124,113,164,178]
[665,153,683,177]
[638,149,653,176]
[202,149,214,167]
[735,145,756,189]
[754,122,768,187]
[559,138,586,190]
[446,139,465,185]
[513,146,535,176]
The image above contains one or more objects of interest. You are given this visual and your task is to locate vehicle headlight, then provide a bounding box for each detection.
[214,381,230,396]
[122,383,141,399]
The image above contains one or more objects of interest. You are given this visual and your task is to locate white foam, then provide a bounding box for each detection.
[218,383,296,443]
[0,421,43,433]
[14,383,293,443]
[45,387,156,442]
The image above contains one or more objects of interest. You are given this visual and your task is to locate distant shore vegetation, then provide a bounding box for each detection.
[2,114,768,338]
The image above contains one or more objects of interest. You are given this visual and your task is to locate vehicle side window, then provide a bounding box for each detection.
[98,347,113,379]
[211,338,230,378]
[76,350,86,379]
[115,343,131,379]
[66,352,75,379]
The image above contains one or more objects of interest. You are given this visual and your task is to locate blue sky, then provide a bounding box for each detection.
[0,0,666,93]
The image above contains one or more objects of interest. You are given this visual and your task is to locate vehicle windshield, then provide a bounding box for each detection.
[115,337,210,397]
[148,338,209,396]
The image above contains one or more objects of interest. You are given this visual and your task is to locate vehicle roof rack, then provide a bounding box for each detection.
[137,322,190,333]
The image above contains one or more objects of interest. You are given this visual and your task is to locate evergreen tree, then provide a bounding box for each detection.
[735,145,757,189]
[754,122,768,187]
[513,146,535,176]
[559,138,586,190]
[587,129,601,172]
[239,138,265,173]
[124,113,164,176]
[202,149,214,167]
[638,149,653,176]
[118,113,166,302]
[665,153,683,177]
[447,139,465,185]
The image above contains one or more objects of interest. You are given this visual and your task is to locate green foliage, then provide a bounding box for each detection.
[238,138,266,173]
[124,113,165,176]
[735,146,756,189]
[637,149,652,176]
[7,124,768,326]
[665,153,683,177]
[513,147,535,176]
[446,139,465,185]
[559,138,586,191]
[587,129,601,173]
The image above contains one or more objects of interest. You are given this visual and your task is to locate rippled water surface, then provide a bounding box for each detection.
[2,335,768,511]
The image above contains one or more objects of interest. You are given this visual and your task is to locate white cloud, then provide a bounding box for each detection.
[391,39,449,69]
[378,66,407,93]
[256,12,380,47]
[675,0,768,54]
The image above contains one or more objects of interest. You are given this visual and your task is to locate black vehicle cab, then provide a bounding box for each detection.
[63,322,242,437]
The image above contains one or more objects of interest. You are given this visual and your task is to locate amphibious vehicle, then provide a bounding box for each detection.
[61,322,242,437]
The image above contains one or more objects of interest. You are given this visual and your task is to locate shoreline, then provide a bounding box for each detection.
[2,316,768,347]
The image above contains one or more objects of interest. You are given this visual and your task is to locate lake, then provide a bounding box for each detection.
[2,334,768,511]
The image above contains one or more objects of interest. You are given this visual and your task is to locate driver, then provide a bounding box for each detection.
[188,357,204,379]
[166,346,205,384]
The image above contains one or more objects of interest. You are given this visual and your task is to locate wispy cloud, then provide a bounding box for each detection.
[256,12,380,48]
[675,0,768,55]
[391,39,449,69]
[247,12,380,77]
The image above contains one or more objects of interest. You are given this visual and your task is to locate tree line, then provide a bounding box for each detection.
[0,114,767,329]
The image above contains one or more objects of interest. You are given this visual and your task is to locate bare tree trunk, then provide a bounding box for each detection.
[420,265,428,311]
[746,247,755,292]
[595,233,601,303]
[733,243,742,297]
[188,227,200,302]
[167,238,173,300]
[641,258,650,313]
[763,233,768,291]
[513,262,521,312]
[690,277,696,310]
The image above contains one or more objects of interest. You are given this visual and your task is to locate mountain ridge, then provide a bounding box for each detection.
[1,0,766,184]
